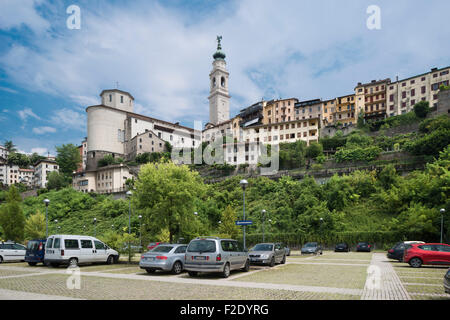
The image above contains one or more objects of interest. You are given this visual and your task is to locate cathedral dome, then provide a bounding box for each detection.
[213,50,226,60]
[213,36,226,60]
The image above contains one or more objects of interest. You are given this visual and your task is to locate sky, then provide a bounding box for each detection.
[0,0,449,155]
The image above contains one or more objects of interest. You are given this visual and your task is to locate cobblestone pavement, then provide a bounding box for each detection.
[0,288,82,300]
[0,252,447,300]
[361,253,411,300]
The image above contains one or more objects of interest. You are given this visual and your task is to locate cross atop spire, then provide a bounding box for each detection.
[217,35,222,50]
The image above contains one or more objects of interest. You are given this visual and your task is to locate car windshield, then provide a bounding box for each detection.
[187,240,216,253]
[27,240,41,250]
[151,245,173,253]
[251,244,273,251]
[304,243,317,247]
[358,242,368,246]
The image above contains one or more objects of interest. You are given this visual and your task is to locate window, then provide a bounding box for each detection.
[421,86,426,94]
[109,94,112,102]
[53,238,61,249]
[65,239,79,249]
[94,241,106,250]
[411,89,415,96]
[174,246,187,254]
[120,96,124,103]
[221,240,235,252]
[402,92,406,99]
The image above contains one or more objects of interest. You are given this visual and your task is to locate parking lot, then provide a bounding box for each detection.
[0,251,448,300]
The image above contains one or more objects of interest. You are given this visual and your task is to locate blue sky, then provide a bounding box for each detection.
[0,0,449,155]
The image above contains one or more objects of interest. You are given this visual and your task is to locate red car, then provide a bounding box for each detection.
[147,242,162,251]
[403,243,450,268]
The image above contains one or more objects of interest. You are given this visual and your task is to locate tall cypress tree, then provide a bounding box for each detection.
[0,185,25,242]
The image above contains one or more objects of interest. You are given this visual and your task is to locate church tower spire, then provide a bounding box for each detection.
[208,36,230,125]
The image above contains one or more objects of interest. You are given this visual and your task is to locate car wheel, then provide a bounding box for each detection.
[241,259,250,272]
[106,255,114,265]
[51,262,59,268]
[188,271,198,277]
[28,262,37,266]
[222,263,231,278]
[409,258,423,268]
[172,261,183,275]
[0,256,3,264]
[146,268,155,274]
[281,255,286,264]
[269,257,275,267]
[68,258,78,268]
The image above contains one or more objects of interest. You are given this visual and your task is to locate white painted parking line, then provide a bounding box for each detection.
[287,262,370,267]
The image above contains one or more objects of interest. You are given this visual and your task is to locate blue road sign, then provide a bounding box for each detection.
[236,220,253,226]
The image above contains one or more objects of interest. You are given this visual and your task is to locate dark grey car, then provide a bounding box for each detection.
[184,237,249,278]
[249,243,286,267]
[301,242,323,255]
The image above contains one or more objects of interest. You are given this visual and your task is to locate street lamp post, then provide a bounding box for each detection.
[240,179,248,250]
[43,199,50,237]
[126,190,133,263]
[440,208,446,243]
[262,209,266,242]
[93,218,97,237]
[319,218,324,249]
[138,215,142,249]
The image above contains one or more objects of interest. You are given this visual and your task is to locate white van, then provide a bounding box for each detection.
[44,235,119,267]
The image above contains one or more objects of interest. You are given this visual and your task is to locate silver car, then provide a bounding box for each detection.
[139,244,187,274]
[249,243,286,267]
[184,237,250,278]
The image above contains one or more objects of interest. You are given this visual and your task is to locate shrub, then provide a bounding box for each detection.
[334,146,382,163]
[413,101,430,118]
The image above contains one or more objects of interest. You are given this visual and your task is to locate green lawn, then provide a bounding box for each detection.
[233,263,367,289]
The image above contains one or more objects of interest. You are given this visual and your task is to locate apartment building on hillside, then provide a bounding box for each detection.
[387,66,450,116]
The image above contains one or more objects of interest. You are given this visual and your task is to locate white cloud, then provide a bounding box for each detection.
[18,107,40,121]
[32,126,56,134]
[0,0,49,33]
[50,108,85,130]
[0,86,18,94]
[31,147,48,155]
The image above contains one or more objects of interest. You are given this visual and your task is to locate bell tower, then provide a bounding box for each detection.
[208,36,230,125]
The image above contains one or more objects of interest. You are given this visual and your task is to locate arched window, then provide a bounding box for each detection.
[221,77,225,87]
[212,77,216,87]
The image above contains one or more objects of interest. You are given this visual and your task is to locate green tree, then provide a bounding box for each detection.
[47,171,68,190]
[56,144,81,177]
[24,211,46,240]
[133,161,206,242]
[306,142,323,160]
[3,140,17,153]
[28,152,45,165]
[377,165,398,189]
[7,152,31,168]
[413,101,430,118]
[218,205,240,239]
[0,185,25,242]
